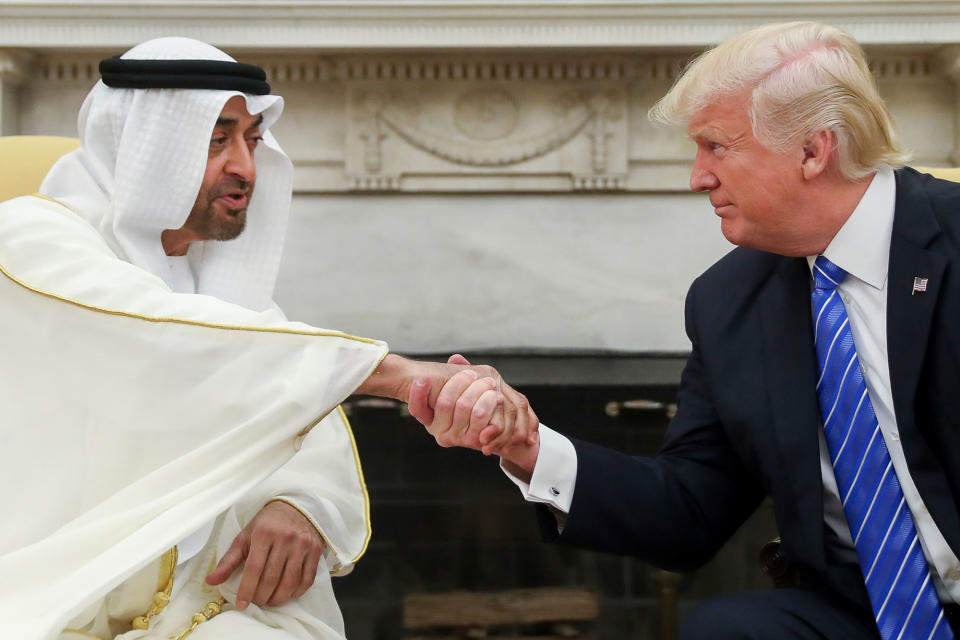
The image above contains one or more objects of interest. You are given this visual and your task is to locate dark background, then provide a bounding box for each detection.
[334,354,778,639]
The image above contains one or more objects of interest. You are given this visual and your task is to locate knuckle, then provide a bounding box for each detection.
[435,397,455,414]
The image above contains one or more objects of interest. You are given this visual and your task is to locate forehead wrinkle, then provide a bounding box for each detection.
[689,124,744,145]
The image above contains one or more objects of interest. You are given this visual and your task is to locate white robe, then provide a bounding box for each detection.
[0,195,388,640]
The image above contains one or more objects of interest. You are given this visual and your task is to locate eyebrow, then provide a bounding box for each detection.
[215,114,264,128]
[689,128,721,143]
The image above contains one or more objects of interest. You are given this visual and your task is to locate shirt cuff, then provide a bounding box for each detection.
[500,424,577,514]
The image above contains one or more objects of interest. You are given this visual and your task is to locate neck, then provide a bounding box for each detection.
[796,171,876,257]
[161,227,201,256]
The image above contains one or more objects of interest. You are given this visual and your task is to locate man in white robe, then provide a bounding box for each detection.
[0,37,535,640]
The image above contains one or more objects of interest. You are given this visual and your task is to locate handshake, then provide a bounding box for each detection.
[356,353,541,476]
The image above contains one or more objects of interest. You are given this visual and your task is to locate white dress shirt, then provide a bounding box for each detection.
[504,167,960,602]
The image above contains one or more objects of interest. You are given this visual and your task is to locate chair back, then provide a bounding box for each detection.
[0,135,80,203]
[915,166,960,183]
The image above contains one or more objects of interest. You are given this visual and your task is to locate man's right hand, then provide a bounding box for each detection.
[407,355,541,475]
[356,354,539,453]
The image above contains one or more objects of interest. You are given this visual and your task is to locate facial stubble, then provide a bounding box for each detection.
[187,179,253,241]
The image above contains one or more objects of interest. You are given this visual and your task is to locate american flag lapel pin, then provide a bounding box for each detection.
[912,276,929,295]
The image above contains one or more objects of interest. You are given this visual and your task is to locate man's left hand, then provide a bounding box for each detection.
[205,500,325,610]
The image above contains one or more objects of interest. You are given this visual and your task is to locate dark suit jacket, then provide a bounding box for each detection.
[541,167,960,610]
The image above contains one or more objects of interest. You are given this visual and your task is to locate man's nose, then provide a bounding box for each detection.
[225,140,256,183]
[689,165,719,192]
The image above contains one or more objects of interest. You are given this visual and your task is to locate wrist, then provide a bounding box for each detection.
[501,441,540,482]
[356,353,412,401]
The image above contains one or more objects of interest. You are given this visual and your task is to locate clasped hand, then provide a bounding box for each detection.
[408,354,539,456]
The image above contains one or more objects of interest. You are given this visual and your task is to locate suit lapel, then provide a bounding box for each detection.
[888,170,946,427]
[887,169,960,551]
[759,256,827,568]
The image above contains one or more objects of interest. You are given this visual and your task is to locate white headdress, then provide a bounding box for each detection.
[40,37,292,311]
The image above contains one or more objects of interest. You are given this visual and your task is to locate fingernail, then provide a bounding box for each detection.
[237,600,249,610]
[414,378,427,387]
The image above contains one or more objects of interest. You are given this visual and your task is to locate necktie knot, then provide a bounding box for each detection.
[813,255,847,291]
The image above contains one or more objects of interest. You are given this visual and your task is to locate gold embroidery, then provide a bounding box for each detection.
[30,192,63,205]
[0,252,381,342]
[0,200,382,344]
[131,547,177,630]
[60,547,178,638]
[338,405,373,563]
[266,406,373,569]
[171,596,226,640]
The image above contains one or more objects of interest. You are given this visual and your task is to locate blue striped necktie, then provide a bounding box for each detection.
[812,255,952,640]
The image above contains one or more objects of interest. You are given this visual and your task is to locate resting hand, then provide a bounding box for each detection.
[408,354,539,456]
[206,501,325,610]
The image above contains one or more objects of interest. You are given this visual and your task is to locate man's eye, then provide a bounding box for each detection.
[210,136,227,146]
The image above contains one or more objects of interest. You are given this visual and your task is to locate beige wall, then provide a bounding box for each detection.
[4,2,960,352]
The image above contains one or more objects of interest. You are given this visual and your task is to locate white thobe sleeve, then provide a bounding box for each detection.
[234,409,370,576]
[245,301,369,574]
[259,447,361,574]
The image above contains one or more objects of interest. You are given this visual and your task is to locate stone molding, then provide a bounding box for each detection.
[3,1,960,49]
[29,51,940,86]
[17,47,959,191]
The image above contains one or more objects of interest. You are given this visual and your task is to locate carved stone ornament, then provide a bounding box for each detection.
[346,80,628,192]
[453,89,519,141]
[0,49,35,84]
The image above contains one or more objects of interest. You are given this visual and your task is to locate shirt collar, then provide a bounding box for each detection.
[805,166,895,290]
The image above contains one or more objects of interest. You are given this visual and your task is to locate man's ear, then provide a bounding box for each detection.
[800,129,835,180]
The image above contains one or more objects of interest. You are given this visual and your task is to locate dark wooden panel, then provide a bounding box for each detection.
[403,587,599,628]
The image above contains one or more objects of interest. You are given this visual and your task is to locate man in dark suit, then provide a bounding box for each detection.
[410,21,960,640]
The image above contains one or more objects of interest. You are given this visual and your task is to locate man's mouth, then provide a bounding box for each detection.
[217,192,248,211]
[713,202,733,215]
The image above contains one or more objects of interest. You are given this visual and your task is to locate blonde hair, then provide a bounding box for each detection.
[649,21,910,180]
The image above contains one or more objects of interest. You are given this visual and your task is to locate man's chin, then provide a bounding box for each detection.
[719,219,743,246]
[209,208,247,241]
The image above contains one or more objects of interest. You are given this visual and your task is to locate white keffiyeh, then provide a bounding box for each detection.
[40,37,292,311]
